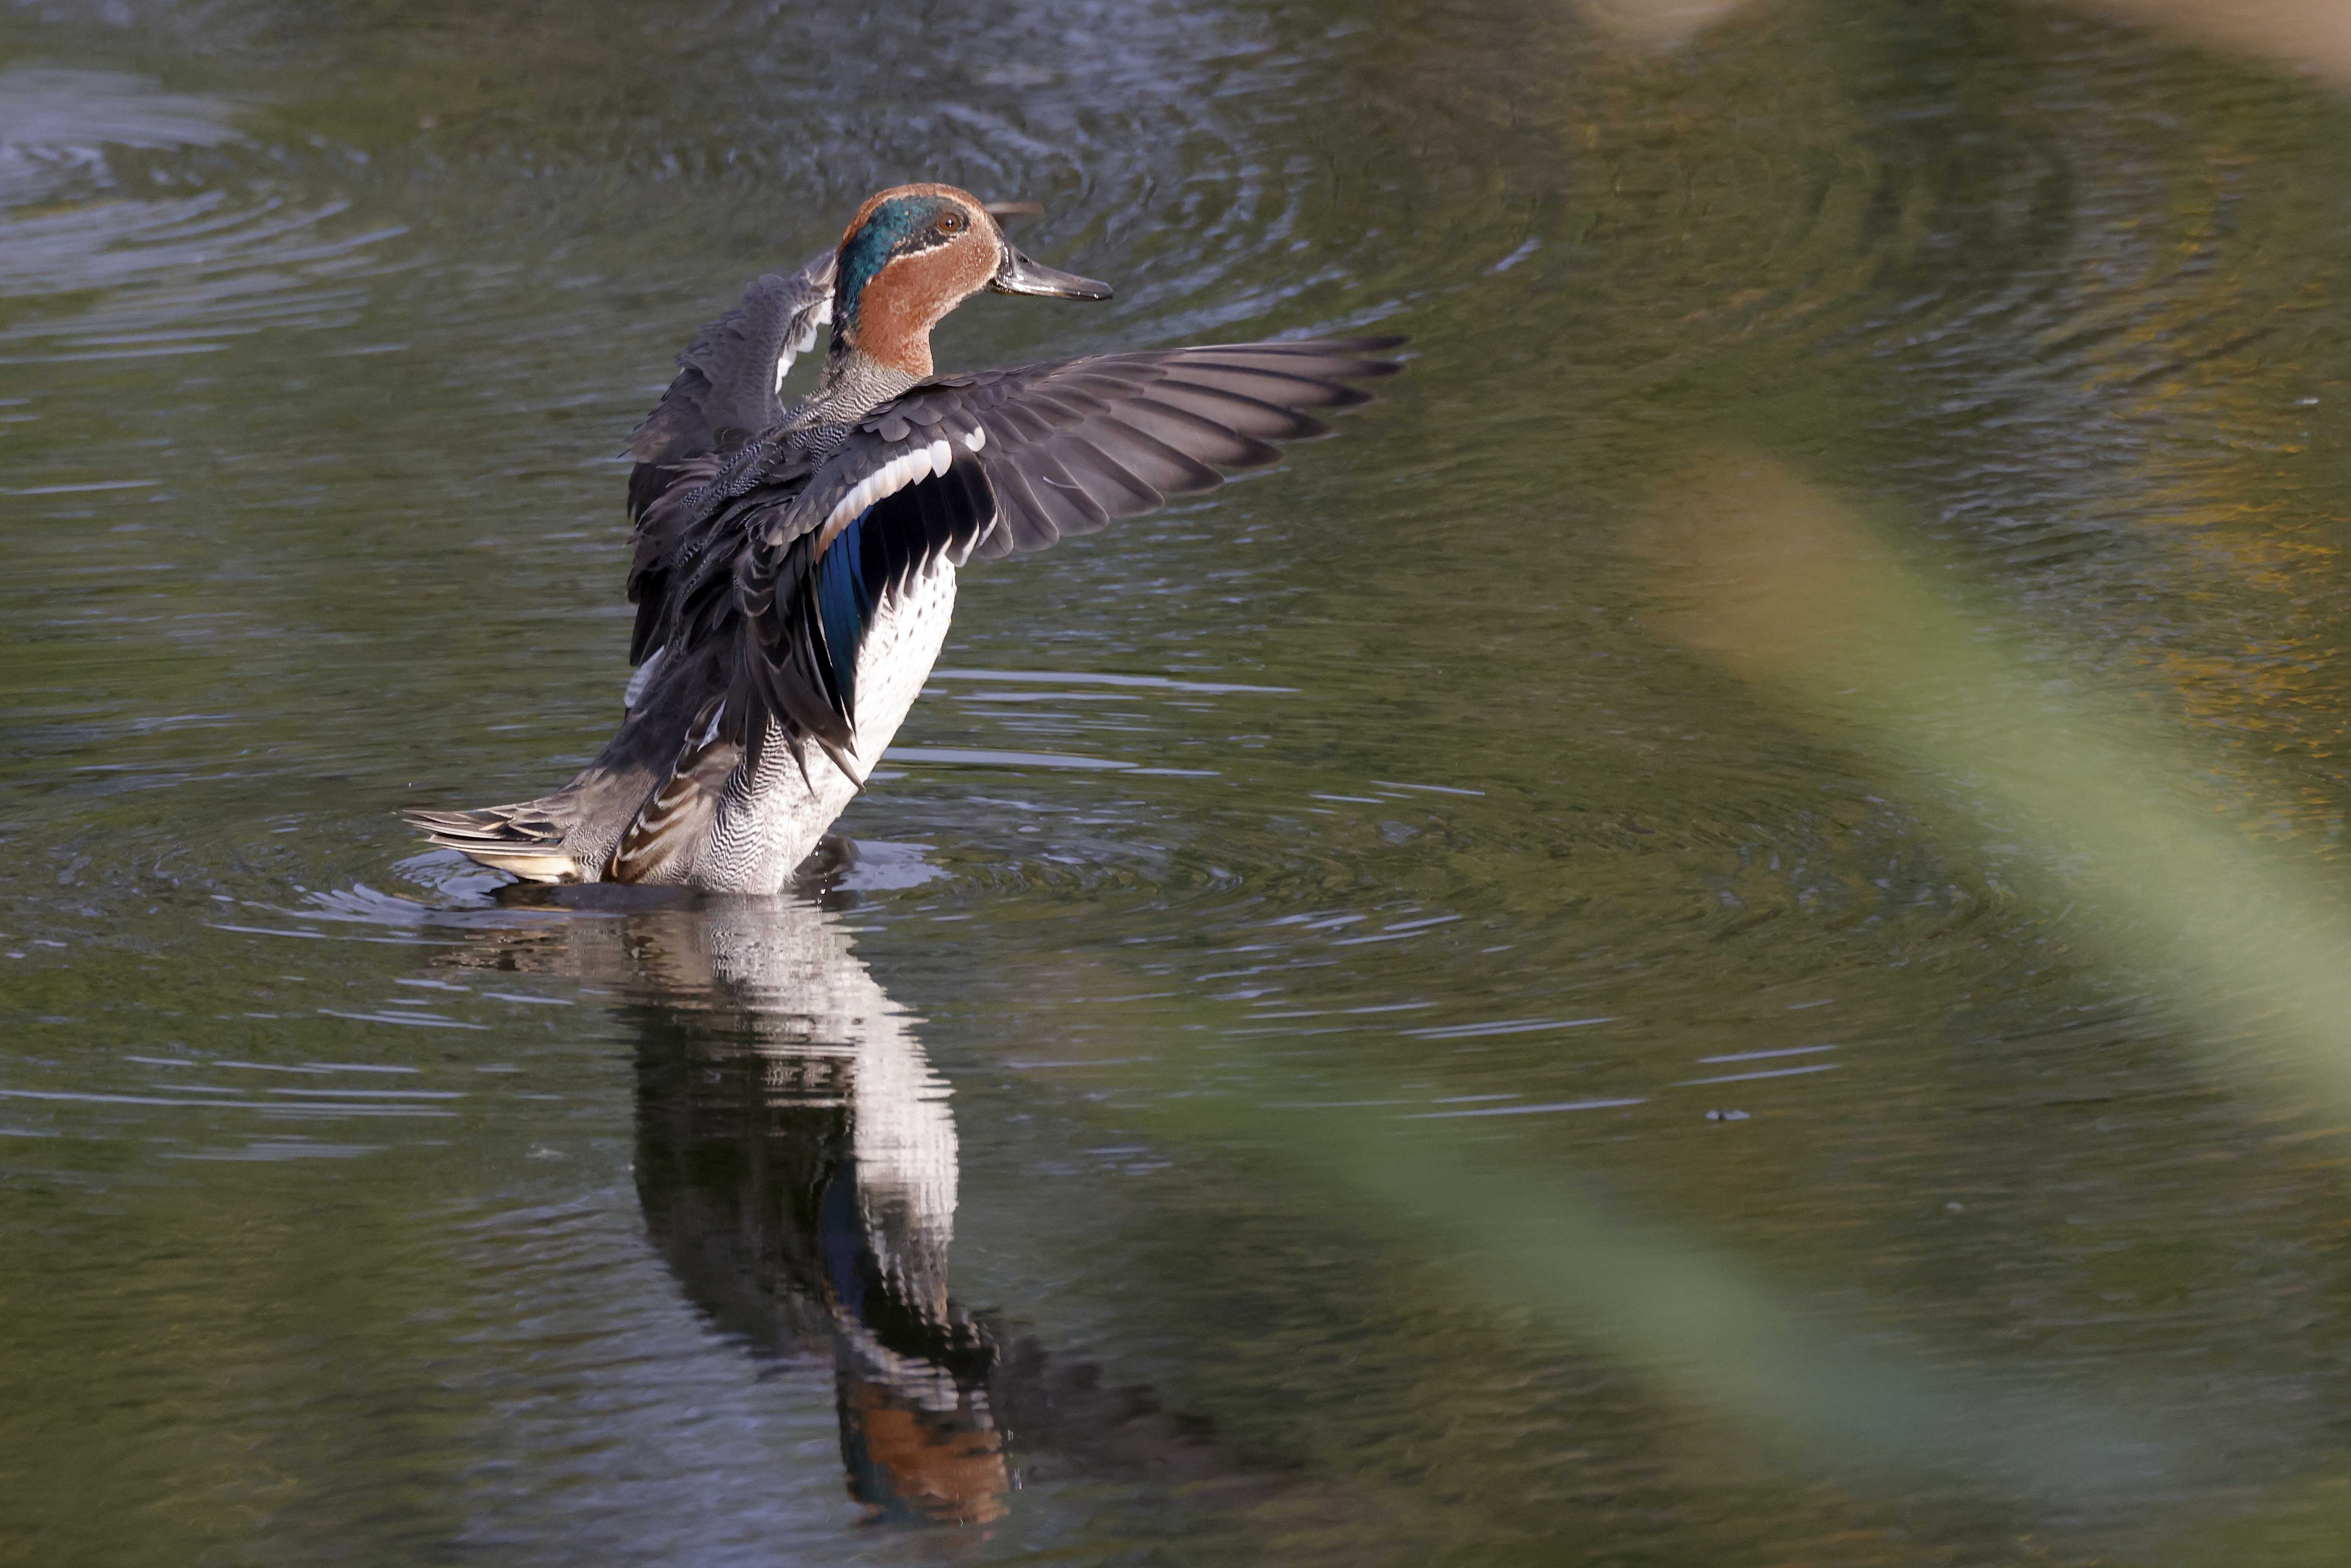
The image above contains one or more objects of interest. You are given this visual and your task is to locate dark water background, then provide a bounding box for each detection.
[9,1,2351,1562]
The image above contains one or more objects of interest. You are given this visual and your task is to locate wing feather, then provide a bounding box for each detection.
[622,250,834,664]
[984,462,1062,552]
[1052,432,1164,515]
[620,335,1401,842]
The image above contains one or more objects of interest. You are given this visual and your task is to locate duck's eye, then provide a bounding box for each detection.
[939,210,968,234]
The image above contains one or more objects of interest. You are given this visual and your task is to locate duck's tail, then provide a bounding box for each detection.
[410,641,728,885]
[405,803,584,883]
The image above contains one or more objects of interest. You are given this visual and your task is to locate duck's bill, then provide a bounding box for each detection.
[992,247,1112,300]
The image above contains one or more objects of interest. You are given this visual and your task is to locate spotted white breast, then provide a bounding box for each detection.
[687,559,959,893]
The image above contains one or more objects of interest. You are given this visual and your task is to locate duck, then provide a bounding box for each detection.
[409,182,1400,893]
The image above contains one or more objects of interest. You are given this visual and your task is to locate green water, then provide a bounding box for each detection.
[8,1,2351,1562]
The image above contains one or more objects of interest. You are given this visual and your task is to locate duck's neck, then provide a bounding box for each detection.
[807,340,921,426]
[828,258,952,383]
[839,313,934,380]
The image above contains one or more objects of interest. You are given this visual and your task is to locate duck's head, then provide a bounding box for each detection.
[829,182,1111,379]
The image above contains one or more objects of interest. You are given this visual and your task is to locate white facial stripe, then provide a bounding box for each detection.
[819,438,958,539]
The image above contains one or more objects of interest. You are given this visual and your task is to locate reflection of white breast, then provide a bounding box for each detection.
[695,898,958,1309]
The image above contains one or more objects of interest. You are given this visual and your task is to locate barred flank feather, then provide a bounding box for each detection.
[609,702,740,883]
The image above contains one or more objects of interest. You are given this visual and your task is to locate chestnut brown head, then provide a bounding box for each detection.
[831,183,1110,377]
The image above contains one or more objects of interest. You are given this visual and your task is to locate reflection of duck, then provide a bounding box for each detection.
[445,879,1245,1526]
[621,895,1004,1524]
[413,182,1399,891]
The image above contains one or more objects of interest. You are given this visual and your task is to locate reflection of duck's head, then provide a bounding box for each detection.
[839,1373,1009,1526]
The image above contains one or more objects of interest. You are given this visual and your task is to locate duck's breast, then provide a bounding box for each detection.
[698,561,958,892]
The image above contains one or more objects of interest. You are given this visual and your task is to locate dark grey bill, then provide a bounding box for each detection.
[992,246,1113,301]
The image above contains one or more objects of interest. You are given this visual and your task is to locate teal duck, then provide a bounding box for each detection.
[410,182,1400,892]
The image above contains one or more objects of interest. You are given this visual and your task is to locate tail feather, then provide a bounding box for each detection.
[405,804,583,883]
[408,636,729,886]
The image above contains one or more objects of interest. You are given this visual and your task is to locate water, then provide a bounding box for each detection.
[8,1,2351,1560]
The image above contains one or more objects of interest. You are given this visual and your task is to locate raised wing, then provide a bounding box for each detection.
[625,249,835,504]
[731,336,1404,764]
[622,251,836,662]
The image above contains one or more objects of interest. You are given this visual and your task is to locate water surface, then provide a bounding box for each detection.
[8,2,2351,1562]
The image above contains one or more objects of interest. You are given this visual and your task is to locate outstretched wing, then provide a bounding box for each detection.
[731,336,1404,762]
[605,335,1404,877]
[623,250,836,663]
